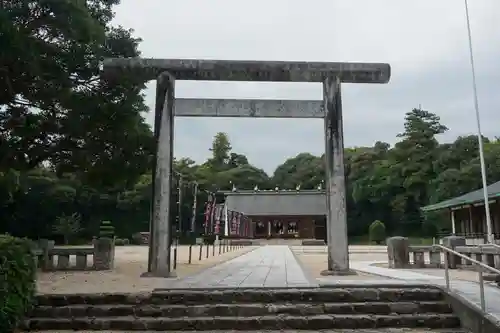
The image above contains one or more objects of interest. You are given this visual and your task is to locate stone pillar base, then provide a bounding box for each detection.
[140,271,177,278]
[320,269,358,276]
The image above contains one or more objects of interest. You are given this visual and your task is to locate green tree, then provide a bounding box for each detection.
[99,220,115,238]
[272,153,324,189]
[1,0,153,190]
[207,132,232,172]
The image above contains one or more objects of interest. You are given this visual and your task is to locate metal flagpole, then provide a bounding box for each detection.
[177,176,183,234]
[464,0,493,243]
[190,182,198,233]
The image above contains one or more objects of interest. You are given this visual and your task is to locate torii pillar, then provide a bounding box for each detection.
[101,58,391,277]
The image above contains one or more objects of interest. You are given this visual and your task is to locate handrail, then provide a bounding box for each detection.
[479,243,500,250]
[433,244,500,311]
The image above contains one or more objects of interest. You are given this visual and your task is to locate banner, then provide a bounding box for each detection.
[230,211,237,235]
[214,204,222,235]
[203,200,211,235]
[208,195,217,234]
[236,212,241,237]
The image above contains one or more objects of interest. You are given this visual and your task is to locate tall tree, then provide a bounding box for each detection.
[0,0,153,190]
[206,132,232,172]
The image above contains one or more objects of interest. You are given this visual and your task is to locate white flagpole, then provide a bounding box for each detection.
[224,203,229,237]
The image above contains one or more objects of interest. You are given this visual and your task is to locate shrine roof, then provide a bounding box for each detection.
[102,58,391,84]
[224,190,326,216]
[422,180,500,212]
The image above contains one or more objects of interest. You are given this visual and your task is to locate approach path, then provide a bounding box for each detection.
[169,245,316,288]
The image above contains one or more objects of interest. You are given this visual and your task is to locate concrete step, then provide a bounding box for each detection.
[20,328,470,333]
[31,301,453,318]
[23,313,461,331]
[35,287,445,306]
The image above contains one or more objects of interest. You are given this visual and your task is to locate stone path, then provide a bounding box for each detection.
[169,245,316,288]
[351,261,500,323]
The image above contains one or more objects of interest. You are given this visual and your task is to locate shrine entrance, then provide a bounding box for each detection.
[223,190,326,240]
[102,58,391,277]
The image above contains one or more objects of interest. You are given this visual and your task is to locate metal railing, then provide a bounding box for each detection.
[434,244,500,311]
[479,243,500,250]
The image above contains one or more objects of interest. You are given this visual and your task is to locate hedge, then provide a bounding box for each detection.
[0,234,37,332]
[369,220,387,244]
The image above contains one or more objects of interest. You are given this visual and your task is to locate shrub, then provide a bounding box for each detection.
[123,238,130,245]
[369,220,387,244]
[99,220,115,238]
[131,232,144,245]
[0,234,37,332]
[203,234,216,245]
[114,238,125,246]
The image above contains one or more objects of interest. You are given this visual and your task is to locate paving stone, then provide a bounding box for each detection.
[169,245,316,289]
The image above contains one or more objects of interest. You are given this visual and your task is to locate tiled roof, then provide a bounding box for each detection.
[224,190,327,216]
[422,181,500,212]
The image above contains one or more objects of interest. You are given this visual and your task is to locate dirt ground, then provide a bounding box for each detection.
[36,245,255,294]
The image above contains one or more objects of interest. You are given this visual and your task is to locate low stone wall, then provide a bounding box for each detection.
[387,236,500,270]
[32,238,115,271]
[229,239,254,246]
[301,239,326,246]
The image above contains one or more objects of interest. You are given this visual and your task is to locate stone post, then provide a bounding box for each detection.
[38,239,55,271]
[413,252,425,268]
[442,235,466,269]
[145,72,176,277]
[387,236,409,268]
[321,76,353,276]
[93,238,114,270]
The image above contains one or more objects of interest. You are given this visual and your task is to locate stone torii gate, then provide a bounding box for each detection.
[102,59,391,277]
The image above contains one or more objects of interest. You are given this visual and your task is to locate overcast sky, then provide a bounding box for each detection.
[112,0,499,174]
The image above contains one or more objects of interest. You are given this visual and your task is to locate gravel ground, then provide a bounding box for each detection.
[36,245,255,294]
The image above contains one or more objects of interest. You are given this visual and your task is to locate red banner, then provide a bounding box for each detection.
[236,212,241,237]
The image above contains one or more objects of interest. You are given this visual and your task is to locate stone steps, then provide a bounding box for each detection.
[31,301,453,318]
[25,314,461,331]
[22,287,463,331]
[21,328,470,333]
[33,288,445,305]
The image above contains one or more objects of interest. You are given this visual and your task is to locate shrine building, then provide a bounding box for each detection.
[422,180,500,245]
[222,190,327,240]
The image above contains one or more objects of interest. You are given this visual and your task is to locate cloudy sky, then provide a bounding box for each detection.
[112,0,499,174]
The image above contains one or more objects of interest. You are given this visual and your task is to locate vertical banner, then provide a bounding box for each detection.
[244,217,250,238]
[203,198,211,235]
[214,204,221,235]
[208,194,217,234]
[230,211,237,236]
[236,212,242,237]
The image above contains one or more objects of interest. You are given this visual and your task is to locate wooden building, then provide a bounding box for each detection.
[422,180,500,245]
[223,190,327,240]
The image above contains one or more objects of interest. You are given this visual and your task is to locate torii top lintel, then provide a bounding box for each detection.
[102,58,391,84]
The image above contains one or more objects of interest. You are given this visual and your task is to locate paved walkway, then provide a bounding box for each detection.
[351,261,500,323]
[170,245,316,288]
